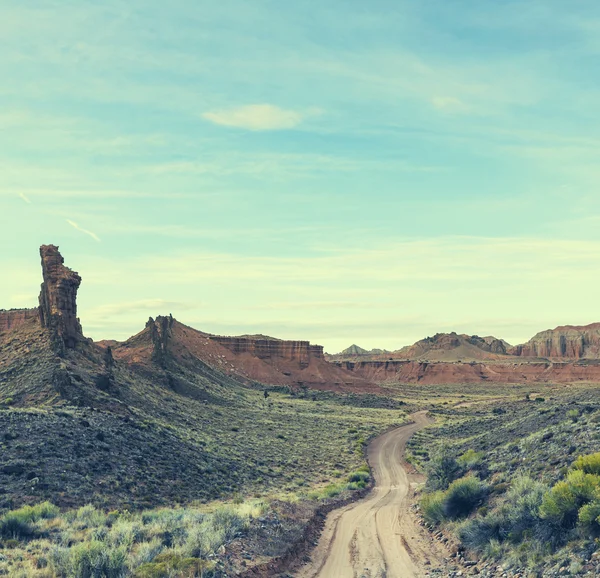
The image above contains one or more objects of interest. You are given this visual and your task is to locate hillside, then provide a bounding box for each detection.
[0,245,399,514]
[394,332,510,361]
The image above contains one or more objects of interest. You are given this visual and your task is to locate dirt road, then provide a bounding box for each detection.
[296,411,447,578]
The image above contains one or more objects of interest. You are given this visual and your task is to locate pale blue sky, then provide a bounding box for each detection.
[2,1,600,351]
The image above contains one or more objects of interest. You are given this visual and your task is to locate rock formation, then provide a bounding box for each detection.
[395,332,509,361]
[209,335,323,369]
[38,245,83,350]
[0,308,38,333]
[147,315,174,367]
[509,323,600,359]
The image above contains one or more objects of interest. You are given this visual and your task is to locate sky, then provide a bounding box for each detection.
[2,0,600,353]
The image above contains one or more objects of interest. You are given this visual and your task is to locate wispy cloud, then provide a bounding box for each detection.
[18,192,31,204]
[430,96,470,114]
[66,219,101,242]
[202,104,307,131]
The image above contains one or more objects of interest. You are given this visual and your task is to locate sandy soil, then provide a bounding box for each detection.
[295,411,448,578]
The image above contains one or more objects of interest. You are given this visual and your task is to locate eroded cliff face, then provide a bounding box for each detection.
[0,308,39,333]
[38,245,83,350]
[335,358,600,384]
[509,323,600,359]
[209,336,324,369]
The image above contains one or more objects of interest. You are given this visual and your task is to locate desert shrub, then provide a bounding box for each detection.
[0,515,34,539]
[108,518,145,548]
[321,484,342,499]
[458,449,484,470]
[458,512,503,550]
[128,538,164,569]
[443,475,488,519]
[0,501,59,539]
[540,470,600,529]
[182,523,215,558]
[66,504,107,528]
[347,470,369,488]
[503,475,547,542]
[420,491,446,526]
[566,409,580,422]
[211,506,247,541]
[134,552,213,578]
[425,447,462,491]
[573,452,600,476]
[348,470,369,483]
[50,541,127,578]
[578,500,600,531]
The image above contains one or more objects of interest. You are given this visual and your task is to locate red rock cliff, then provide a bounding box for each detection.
[209,336,324,369]
[0,308,39,333]
[38,245,83,349]
[509,323,600,359]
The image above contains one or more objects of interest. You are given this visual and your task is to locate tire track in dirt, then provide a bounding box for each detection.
[295,411,448,578]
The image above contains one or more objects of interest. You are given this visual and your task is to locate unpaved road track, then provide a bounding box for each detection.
[296,411,447,578]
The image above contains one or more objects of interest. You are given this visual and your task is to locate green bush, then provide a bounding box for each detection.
[50,540,127,578]
[458,449,484,470]
[573,452,600,476]
[503,476,547,542]
[458,512,502,550]
[347,471,370,484]
[566,409,580,421]
[211,506,247,541]
[425,447,463,491]
[443,475,488,519]
[578,500,600,530]
[420,491,446,526]
[134,552,213,578]
[0,501,59,539]
[540,470,600,529]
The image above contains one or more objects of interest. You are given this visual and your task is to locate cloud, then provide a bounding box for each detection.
[430,96,470,113]
[66,219,101,242]
[18,192,31,204]
[202,104,305,131]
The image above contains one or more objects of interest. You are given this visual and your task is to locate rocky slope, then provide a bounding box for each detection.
[0,245,394,512]
[107,315,374,392]
[395,332,510,361]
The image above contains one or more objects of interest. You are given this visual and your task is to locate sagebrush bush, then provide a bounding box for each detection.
[458,512,502,550]
[425,447,462,491]
[420,491,446,526]
[347,470,370,484]
[0,501,59,539]
[573,452,600,476]
[458,449,484,470]
[578,500,600,531]
[540,470,600,529]
[443,475,487,519]
[0,499,266,577]
[50,540,127,578]
[503,475,547,542]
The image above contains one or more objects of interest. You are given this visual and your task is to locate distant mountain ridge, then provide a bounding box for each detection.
[332,323,600,364]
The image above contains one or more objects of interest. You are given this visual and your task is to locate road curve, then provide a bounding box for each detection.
[295,411,447,578]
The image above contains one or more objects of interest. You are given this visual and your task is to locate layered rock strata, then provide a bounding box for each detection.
[509,323,600,359]
[0,308,38,333]
[209,336,324,369]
